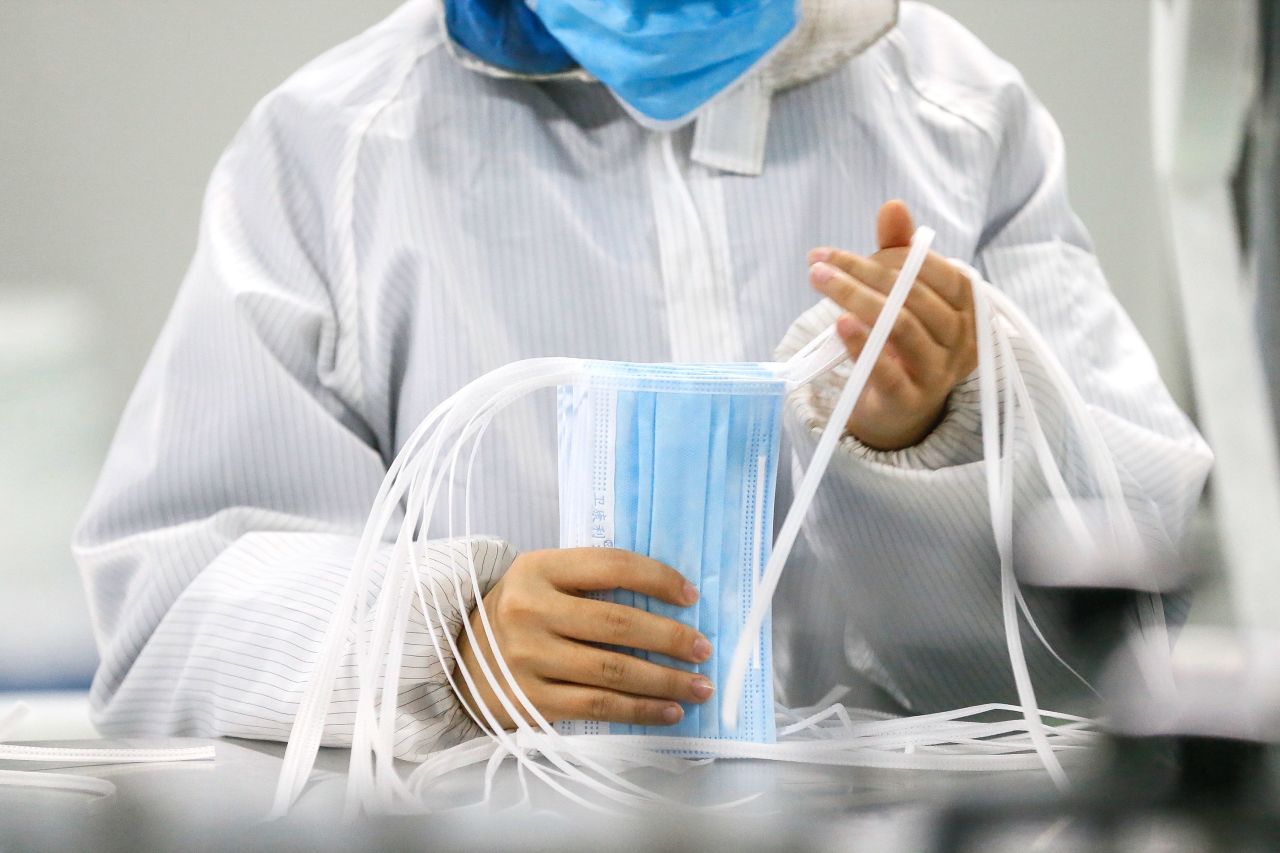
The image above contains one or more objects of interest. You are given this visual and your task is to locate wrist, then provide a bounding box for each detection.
[844,396,950,451]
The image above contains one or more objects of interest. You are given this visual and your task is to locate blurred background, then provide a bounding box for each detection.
[0,0,1261,711]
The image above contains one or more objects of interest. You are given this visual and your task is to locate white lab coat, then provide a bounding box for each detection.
[74,0,1212,757]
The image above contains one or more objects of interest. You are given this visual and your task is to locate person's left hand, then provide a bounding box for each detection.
[807,200,978,451]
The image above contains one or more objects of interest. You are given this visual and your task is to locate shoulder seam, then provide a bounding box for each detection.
[327,20,446,415]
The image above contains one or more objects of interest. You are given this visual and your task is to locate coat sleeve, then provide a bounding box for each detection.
[774,76,1213,713]
[72,91,512,760]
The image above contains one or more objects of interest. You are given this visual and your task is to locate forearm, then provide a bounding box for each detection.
[84,530,515,760]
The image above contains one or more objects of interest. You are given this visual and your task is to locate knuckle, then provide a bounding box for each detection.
[505,643,534,670]
[886,318,904,342]
[495,589,533,623]
[944,314,965,347]
[668,622,693,655]
[599,655,629,687]
[900,313,926,344]
[665,669,687,697]
[512,549,549,578]
[879,367,907,396]
[601,548,633,579]
[889,316,915,346]
[587,692,613,721]
[602,606,633,639]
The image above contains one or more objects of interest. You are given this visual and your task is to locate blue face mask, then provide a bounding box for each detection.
[444,0,577,76]
[529,0,799,128]
[556,361,784,743]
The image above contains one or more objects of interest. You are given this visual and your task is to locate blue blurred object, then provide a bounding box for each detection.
[443,0,577,75]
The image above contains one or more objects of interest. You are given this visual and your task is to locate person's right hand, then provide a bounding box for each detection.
[453,548,715,730]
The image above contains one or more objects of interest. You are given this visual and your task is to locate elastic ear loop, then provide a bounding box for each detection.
[0,703,215,799]
[521,724,1090,773]
[348,437,455,814]
[272,383,470,816]
[1002,325,1102,699]
[981,284,1173,699]
[950,261,1104,700]
[317,363,537,809]
[984,296,1071,789]
[721,226,936,729]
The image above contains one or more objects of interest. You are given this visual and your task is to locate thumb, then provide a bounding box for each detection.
[876,199,916,251]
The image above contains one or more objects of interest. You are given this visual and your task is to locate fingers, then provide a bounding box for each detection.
[548,596,712,664]
[538,683,685,727]
[875,247,973,312]
[812,250,963,349]
[547,548,698,607]
[542,639,714,704]
[809,261,946,381]
[833,314,917,401]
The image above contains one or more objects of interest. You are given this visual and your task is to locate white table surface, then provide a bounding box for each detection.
[0,731,1084,851]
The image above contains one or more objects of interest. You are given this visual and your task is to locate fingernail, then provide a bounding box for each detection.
[808,247,833,264]
[809,262,835,285]
[692,637,713,662]
[690,677,714,701]
[682,582,699,605]
[662,704,683,724]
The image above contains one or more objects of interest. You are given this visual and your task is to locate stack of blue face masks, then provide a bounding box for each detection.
[556,362,785,744]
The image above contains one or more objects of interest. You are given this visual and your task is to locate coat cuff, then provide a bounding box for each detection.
[383,535,517,757]
[774,299,989,471]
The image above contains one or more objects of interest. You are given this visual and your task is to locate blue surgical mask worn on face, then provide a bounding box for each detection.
[272,226,1161,817]
[528,0,800,129]
[556,362,784,744]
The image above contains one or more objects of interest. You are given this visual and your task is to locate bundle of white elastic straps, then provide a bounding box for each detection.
[1,228,1168,814]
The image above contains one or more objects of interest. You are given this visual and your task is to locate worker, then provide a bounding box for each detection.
[73,0,1212,757]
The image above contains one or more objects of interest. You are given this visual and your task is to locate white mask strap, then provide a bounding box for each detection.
[0,702,215,799]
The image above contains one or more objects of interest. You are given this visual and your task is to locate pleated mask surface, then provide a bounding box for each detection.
[556,361,784,743]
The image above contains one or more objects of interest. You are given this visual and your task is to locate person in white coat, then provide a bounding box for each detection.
[74,0,1212,758]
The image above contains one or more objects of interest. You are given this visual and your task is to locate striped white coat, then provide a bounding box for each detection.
[74,1,1212,758]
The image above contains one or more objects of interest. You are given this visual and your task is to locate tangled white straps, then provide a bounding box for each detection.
[271,226,1158,817]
